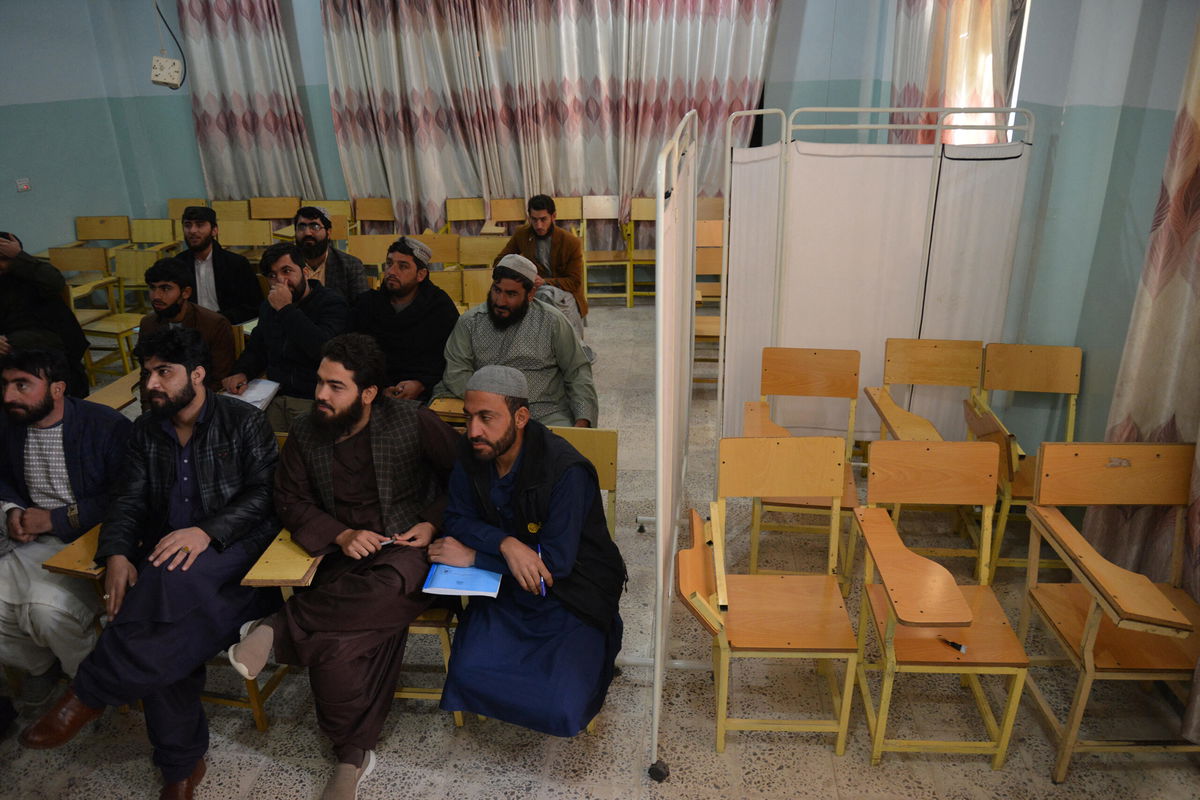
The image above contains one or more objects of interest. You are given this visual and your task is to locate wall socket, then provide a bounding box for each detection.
[151,55,183,89]
[15,178,30,193]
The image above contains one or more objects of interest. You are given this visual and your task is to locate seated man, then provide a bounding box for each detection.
[223,243,348,432]
[294,206,369,301]
[227,333,458,799]
[0,349,131,702]
[429,365,625,736]
[179,206,262,325]
[350,237,459,403]
[138,257,236,388]
[20,327,281,800]
[493,194,587,319]
[0,231,89,397]
[434,254,597,428]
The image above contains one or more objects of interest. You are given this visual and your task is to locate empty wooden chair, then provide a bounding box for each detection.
[677,506,857,753]
[1019,442,1200,782]
[47,245,141,385]
[353,197,397,234]
[868,338,983,441]
[487,197,526,233]
[548,426,619,538]
[346,234,397,274]
[249,197,300,230]
[980,343,1083,442]
[552,196,583,236]
[626,197,656,306]
[853,501,1027,768]
[442,197,487,234]
[85,370,140,412]
[210,200,249,222]
[746,348,860,582]
[580,195,628,303]
[112,219,182,312]
[866,439,1000,585]
[217,219,274,261]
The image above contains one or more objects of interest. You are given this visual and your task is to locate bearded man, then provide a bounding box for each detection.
[20,327,281,800]
[227,333,458,800]
[0,349,130,709]
[350,236,458,403]
[178,206,262,324]
[292,206,369,301]
[223,242,348,432]
[433,254,597,427]
[137,258,235,387]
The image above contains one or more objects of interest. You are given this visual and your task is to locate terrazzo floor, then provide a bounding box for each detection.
[2,302,1199,798]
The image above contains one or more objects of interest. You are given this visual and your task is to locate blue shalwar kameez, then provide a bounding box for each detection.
[438,451,622,736]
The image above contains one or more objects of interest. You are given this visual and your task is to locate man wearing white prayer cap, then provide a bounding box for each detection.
[429,364,624,736]
[433,254,598,427]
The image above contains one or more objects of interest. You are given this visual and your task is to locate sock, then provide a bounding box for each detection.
[231,616,276,679]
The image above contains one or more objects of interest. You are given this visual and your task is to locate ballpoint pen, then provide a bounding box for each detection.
[536,543,547,597]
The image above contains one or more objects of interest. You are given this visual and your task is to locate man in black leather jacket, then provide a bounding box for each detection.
[20,327,281,800]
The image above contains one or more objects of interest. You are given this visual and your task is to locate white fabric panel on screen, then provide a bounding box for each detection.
[908,141,1032,439]
[775,141,934,439]
[720,142,783,438]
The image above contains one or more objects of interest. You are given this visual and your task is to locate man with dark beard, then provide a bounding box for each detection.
[293,206,369,301]
[20,327,280,800]
[492,194,587,318]
[433,254,597,427]
[0,349,130,710]
[227,333,458,800]
[223,243,348,432]
[350,236,458,403]
[179,206,262,325]
[429,365,624,736]
[136,258,235,387]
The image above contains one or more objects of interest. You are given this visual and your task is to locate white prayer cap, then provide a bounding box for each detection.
[495,253,538,285]
[398,236,433,269]
[465,365,528,400]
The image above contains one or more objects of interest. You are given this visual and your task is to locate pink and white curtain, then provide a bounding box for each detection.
[1083,23,1200,741]
[322,0,776,232]
[889,0,1016,144]
[178,0,323,199]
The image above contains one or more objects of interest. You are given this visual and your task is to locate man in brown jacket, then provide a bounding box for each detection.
[493,195,587,318]
[137,258,236,388]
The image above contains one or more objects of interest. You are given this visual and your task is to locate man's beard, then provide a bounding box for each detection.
[154,301,183,321]
[300,236,329,261]
[4,391,54,426]
[470,418,517,462]
[487,296,530,330]
[312,394,365,440]
[147,381,197,420]
[188,233,214,255]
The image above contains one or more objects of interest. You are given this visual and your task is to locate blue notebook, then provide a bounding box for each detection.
[422,564,502,597]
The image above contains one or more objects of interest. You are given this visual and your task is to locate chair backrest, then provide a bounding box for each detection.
[354,197,395,222]
[676,509,722,635]
[490,197,527,224]
[696,196,725,221]
[695,219,723,248]
[761,347,859,401]
[347,234,395,267]
[427,270,463,303]
[582,195,620,222]
[249,196,301,221]
[446,197,486,223]
[410,232,460,265]
[458,236,507,266]
[76,216,130,241]
[866,440,998,507]
[983,342,1083,442]
[548,426,617,491]
[112,248,159,282]
[303,199,352,219]
[1034,442,1194,507]
[553,196,582,222]
[168,198,206,221]
[217,220,274,248]
[462,268,492,305]
[962,399,1018,486]
[695,248,722,276]
[49,247,109,274]
[129,218,176,244]
[718,436,844,500]
[211,200,249,221]
[630,197,656,222]
[882,338,983,388]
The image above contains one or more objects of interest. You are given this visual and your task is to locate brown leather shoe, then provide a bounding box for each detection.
[159,757,206,800]
[18,686,103,749]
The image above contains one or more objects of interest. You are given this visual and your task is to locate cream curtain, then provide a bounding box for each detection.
[178,0,323,198]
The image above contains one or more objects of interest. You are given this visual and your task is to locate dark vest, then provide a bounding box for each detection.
[463,420,626,630]
[291,398,430,536]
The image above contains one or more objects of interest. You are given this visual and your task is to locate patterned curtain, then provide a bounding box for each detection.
[889,0,1012,144]
[177,0,323,198]
[1084,24,1200,740]
[322,0,777,232]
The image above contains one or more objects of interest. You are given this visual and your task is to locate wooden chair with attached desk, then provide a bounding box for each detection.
[853,439,1027,768]
[353,198,397,235]
[744,348,860,586]
[1018,442,1200,782]
[626,197,656,306]
[111,218,183,313]
[866,337,983,442]
[548,426,619,539]
[678,501,857,754]
[580,195,628,303]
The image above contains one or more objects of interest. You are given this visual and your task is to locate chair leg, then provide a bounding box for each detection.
[625,261,634,308]
[835,654,857,756]
[871,658,896,766]
[991,669,1027,770]
[749,498,763,573]
[989,494,1012,584]
[435,626,464,728]
[714,640,730,753]
[1053,667,1095,782]
[244,676,268,732]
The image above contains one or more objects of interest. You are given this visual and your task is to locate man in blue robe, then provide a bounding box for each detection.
[428,365,625,736]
